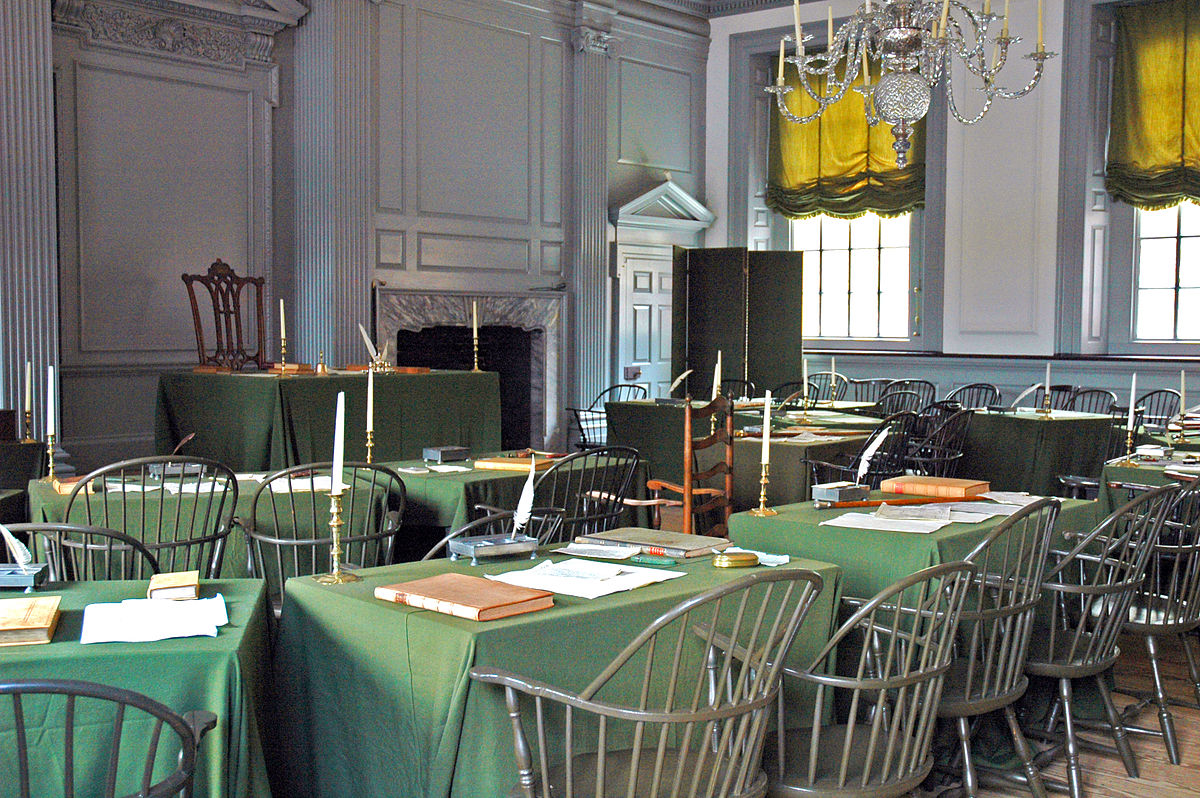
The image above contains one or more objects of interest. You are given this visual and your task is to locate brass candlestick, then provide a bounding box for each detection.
[1037,389,1053,419]
[45,433,56,481]
[315,491,360,584]
[365,429,375,464]
[21,410,34,443]
[750,463,777,517]
[279,336,288,374]
[1117,428,1140,467]
[471,332,482,372]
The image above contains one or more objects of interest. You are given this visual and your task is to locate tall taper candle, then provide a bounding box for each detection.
[1037,0,1044,51]
[1002,0,1010,36]
[472,300,478,339]
[827,6,833,46]
[366,369,374,433]
[331,391,345,495]
[1182,369,1187,414]
[793,0,803,52]
[712,350,722,400]
[802,357,809,401]
[777,38,786,85]
[938,0,950,38]
[1045,362,1051,394]
[45,366,55,437]
[24,361,31,413]
[761,390,772,465]
[1128,373,1137,432]
[279,299,286,341]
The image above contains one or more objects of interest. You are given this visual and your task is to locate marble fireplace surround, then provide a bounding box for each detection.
[376,289,567,449]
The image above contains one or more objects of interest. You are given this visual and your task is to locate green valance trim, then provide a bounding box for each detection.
[766,62,925,220]
[1105,0,1200,209]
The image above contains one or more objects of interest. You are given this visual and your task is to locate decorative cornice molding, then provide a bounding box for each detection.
[706,0,789,17]
[572,26,616,55]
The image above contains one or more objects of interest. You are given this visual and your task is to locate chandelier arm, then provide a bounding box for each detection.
[945,67,993,124]
[992,56,1051,99]
[768,86,827,125]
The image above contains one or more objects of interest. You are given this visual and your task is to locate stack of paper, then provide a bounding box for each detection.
[820,513,950,534]
[270,475,334,493]
[80,595,229,644]
[488,558,684,599]
[980,491,1044,506]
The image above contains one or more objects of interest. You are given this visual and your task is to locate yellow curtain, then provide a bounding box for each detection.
[767,61,925,219]
[1106,0,1200,209]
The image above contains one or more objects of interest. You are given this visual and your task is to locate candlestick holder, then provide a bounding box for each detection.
[315,492,360,584]
[749,463,777,517]
[1116,429,1140,467]
[21,410,34,443]
[1036,390,1053,419]
[365,429,375,464]
[44,433,56,481]
[471,332,482,372]
[279,336,288,374]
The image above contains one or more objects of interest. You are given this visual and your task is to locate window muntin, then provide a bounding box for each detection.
[1133,202,1200,341]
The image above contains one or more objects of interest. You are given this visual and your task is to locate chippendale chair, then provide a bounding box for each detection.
[181,259,267,371]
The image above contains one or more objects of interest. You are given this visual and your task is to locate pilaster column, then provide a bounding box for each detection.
[571,19,615,407]
[294,0,374,365]
[0,3,58,437]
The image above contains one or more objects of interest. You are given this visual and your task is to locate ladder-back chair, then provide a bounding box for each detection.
[645,396,734,536]
[181,259,267,371]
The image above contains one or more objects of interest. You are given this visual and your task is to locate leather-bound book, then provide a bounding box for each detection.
[374,572,553,621]
[879,476,990,498]
[0,595,61,647]
[147,570,200,600]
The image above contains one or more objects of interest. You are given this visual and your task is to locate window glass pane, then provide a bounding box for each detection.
[1179,201,1200,236]
[822,216,851,250]
[879,249,909,295]
[791,216,822,250]
[878,293,907,337]
[819,250,850,336]
[849,213,880,249]
[1180,238,1200,286]
[801,253,821,337]
[1135,289,1176,339]
[1138,238,1178,287]
[879,214,910,248]
[849,250,880,337]
[1178,289,1200,339]
[1139,206,1179,239]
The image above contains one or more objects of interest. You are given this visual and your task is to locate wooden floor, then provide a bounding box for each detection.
[974,632,1200,798]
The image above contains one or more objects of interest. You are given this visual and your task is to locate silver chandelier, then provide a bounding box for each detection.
[767,0,1056,168]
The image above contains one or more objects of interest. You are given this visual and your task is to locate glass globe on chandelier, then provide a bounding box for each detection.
[768,0,1056,168]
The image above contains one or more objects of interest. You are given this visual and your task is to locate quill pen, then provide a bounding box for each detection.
[857,429,889,483]
[1009,382,1041,409]
[357,324,379,360]
[668,369,693,396]
[0,523,34,574]
[512,456,536,535]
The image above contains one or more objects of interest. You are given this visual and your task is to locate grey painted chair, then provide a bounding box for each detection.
[873,389,923,417]
[937,498,1060,798]
[0,679,216,798]
[850,378,894,403]
[807,371,849,402]
[1021,483,1177,798]
[1137,388,1181,433]
[422,507,566,559]
[764,561,977,798]
[1067,388,1118,415]
[529,446,641,539]
[945,382,1001,409]
[908,407,973,478]
[64,456,237,578]
[470,568,825,798]
[808,411,919,491]
[568,384,648,450]
[721,378,757,401]
[885,378,937,406]
[17,522,160,581]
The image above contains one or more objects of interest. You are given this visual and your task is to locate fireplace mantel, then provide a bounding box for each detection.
[375,289,567,448]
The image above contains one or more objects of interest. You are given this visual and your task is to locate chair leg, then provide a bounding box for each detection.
[1180,631,1200,708]
[1058,679,1083,798]
[1004,704,1049,798]
[1095,673,1139,778]
[1145,635,1181,765]
[956,716,978,798]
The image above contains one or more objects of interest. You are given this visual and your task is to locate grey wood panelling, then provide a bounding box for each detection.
[541,37,565,228]
[376,2,405,213]
[617,58,691,171]
[418,233,530,272]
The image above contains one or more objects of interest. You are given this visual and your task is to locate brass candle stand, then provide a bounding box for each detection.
[749,463,777,517]
[21,410,34,443]
[279,336,288,374]
[1036,390,1053,419]
[44,433,56,481]
[471,332,482,372]
[1116,428,1140,467]
[365,430,375,464]
[315,491,360,584]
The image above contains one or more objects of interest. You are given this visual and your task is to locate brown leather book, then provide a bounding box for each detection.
[374,572,553,621]
[147,570,200,600]
[880,476,990,498]
[0,595,61,647]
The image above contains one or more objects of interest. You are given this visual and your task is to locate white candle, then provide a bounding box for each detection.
[45,365,55,437]
[777,38,786,85]
[827,6,834,46]
[983,0,990,15]
[279,299,286,341]
[1002,0,1010,36]
[712,350,722,400]
[761,390,772,465]
[1045,362,1051,394]
[1037,0,1044,51]
[938,0,951,37]
[1182,369,1187,414]
[861,46,870,85]
[331,391,345,495]
[803,357,809,401]
[366,369,374,433]
[1128,373,1137,432]
[472,301,479,341]
[793,0,803,53]
[24,361,31,413]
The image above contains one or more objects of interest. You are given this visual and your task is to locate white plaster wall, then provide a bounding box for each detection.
[704,0,1067,356]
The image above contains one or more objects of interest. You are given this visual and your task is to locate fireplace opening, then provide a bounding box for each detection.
[394,325,538,450]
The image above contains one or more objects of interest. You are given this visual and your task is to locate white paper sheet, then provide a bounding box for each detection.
[723,546,790,567]
[487,558,683,599]
[556,543,641,560]
[820,512,950,534]
[396,466,431,475]
[944,501,1024,517]
[428,465,472,473]
[873,504,996,524]
[80,595,229,644]
[979,491,1044,506]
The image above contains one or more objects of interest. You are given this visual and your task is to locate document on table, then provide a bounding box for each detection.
[875,504,995,524]
[821,512,950,534]
[80,595,229,644]
[487,558,683,599]
[557,542,641,560]
[428,464,472,473]
[270,475,334,493]
[723,546,790,566]
[979,491,1043,506]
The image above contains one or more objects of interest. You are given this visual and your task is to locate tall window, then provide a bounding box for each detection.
[793,211,911,339]
[1133,202,1200,341]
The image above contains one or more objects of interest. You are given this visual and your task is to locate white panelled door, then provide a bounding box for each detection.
[616,243,674,398]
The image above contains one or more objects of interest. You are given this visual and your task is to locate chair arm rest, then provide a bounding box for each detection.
[645,479,685,494]
[618,497,683,507]
[182,710,218,744]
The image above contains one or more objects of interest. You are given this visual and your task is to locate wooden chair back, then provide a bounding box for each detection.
[532,446,640,539]
[422,508,566,559]
[0,679,211,798]
[470,568,825,798]
[908,408,974,478]
[64,456,237,578]
[875,389,922,416]
[569,384,647,449]
[683,396,734,536]
[16,523,160,581]
[720,379,756,401]
[1130,478,1200,633]
[850,378,894,403]
[181,259,266,371]
[248,462,406,612]
[946,382,1001,409]
[771,561,976,795]
[808,371,848,402]
[1068,388,1118,415]
[1138,389,1182,433]
[1031,384,1077,410]
[885,379,937,406]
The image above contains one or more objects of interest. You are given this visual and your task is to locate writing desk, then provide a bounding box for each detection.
[155,370,502,472]
[0,579,271,798]
[271,551,842,798]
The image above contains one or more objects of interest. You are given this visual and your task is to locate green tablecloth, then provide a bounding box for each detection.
[271,551,842,798]
[0,579,271,798]
[156,371,502,472]
[1098,459,1189,514]
[957,410,1113,495]
[728,497,1101,600]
